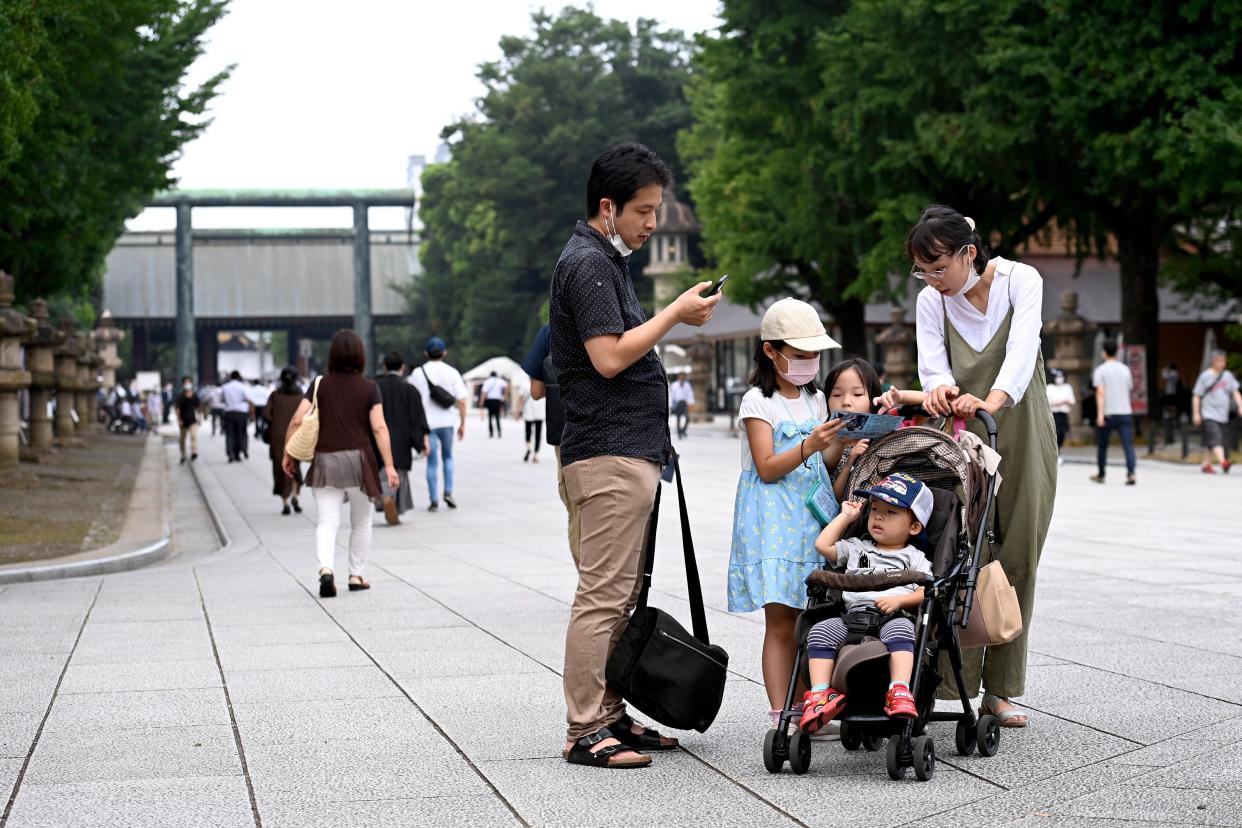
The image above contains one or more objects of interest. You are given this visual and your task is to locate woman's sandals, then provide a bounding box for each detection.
[319,570,336,598]
[980,693,1029,728]
[564,727,651,769]
[348,576,370,592]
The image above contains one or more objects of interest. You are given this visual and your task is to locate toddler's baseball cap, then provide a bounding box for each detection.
[854,472,933,526]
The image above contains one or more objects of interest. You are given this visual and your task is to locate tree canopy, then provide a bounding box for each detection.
[414,8,694,368]
[683,0,1242,398]
[0,0,230,310]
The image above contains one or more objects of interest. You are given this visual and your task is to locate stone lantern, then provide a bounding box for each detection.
[686,335,714,423]
[1043,291,1094,440]
[54,318,84,447]
[23,298,57,454]
[647,190,700,313]
[875,305,917,390]
[95,311,125,391]
[75,330,99,434]
[0,272,34,467]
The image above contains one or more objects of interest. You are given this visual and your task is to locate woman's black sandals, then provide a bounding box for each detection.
[564,727,650,769]
[348,577,370,592]
[608,713,679,751]
[319,571,336,598]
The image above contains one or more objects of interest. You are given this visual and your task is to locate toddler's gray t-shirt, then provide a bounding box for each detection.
[833,537,932,611]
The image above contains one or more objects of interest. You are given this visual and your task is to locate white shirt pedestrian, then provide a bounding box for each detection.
[410,361,469,431]
[1093,358,1133,416]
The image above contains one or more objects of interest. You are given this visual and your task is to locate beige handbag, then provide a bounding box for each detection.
[958,559,1023,648]
[284,377,321,462]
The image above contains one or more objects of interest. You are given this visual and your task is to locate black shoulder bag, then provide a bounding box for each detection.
[606,457,729,733]
[420,366,457,409]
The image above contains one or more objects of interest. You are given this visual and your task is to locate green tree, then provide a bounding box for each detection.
[414,8,694,368]
[844,0,1242,405]
[0,0,231,306]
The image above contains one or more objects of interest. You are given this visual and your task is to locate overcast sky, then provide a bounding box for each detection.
[127,0,721,232]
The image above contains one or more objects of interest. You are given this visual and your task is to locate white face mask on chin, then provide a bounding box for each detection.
[957,261,981,296]
[604,204,632,257]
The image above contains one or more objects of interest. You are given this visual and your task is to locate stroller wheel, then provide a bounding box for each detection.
[863,732,885,752]
[839,722,862,751]
[976,714,1001,757]
[788,728,812,775]
[956,718,977,756]
[762,728,785,773]
[913,735,935,781]
[886,736,907,780]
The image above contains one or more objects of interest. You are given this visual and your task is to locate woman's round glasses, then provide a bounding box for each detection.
[911,244,969,281]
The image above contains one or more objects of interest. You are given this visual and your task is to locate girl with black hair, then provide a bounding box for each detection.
[820,357,884,501]
[727,298,844,728]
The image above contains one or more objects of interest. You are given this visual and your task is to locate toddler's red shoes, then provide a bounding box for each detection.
[884,683,918,719]
[799,688,847,733]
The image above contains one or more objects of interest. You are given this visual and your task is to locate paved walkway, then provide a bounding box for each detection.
[2,421,1240,827]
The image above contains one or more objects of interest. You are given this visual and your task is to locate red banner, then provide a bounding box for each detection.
[1124,345,1148,415]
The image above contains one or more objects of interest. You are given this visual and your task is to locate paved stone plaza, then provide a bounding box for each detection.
[1,422,1240,827]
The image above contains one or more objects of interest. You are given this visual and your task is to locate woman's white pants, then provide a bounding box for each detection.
[313,486,373,577]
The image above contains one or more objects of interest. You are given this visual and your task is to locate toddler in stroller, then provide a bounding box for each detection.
[799,473,933,733]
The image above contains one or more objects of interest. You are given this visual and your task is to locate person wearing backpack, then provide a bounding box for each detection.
[408,337,468,511]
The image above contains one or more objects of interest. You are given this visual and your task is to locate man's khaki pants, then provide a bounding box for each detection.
[561,455,660,742]
[179,422,199,458]
[554,446,581,565]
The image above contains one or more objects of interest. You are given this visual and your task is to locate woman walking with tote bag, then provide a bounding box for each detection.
[283,330,400,597]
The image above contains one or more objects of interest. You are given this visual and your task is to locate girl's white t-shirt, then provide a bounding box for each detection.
[736,386,827,470]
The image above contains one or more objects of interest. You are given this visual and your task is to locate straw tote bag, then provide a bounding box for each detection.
[959,559,1023,648]
[284,377,322,462]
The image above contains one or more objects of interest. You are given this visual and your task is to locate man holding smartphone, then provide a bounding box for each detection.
[551,143,721,769]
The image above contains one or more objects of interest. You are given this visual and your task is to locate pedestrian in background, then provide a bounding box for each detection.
[174,376,200,465]
[482,371,508,438]
[375,351,429,524]
[204,383,224,435]
[669,373,695,438]
[1192,349,1242,474]
[1091,340,1136,485]
[265,367,304,515]
[283,330,399,597]
[221,371,252,463]
[1046,368,1075,465]
[519,382,545,463]
[409,337,468,512]
[144,389,161,433]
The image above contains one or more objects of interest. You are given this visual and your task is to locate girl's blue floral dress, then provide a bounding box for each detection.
[728,388,839,612]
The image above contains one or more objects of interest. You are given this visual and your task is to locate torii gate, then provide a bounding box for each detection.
[150,189,416,380]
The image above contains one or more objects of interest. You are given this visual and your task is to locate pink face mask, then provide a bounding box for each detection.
[774,352,821,385]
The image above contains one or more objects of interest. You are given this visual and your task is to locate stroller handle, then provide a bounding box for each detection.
[889,404,999,441]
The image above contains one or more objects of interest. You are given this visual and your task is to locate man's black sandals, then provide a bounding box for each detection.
[565,727,651,769]
[608,713,680,751]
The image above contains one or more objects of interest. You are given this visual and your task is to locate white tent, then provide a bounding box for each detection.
[462,356,529,409]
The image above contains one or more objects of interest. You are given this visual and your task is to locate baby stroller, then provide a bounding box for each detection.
[762,408,1002,781]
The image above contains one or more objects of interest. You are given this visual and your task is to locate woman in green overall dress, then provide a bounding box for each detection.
[892,205,1058,727]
